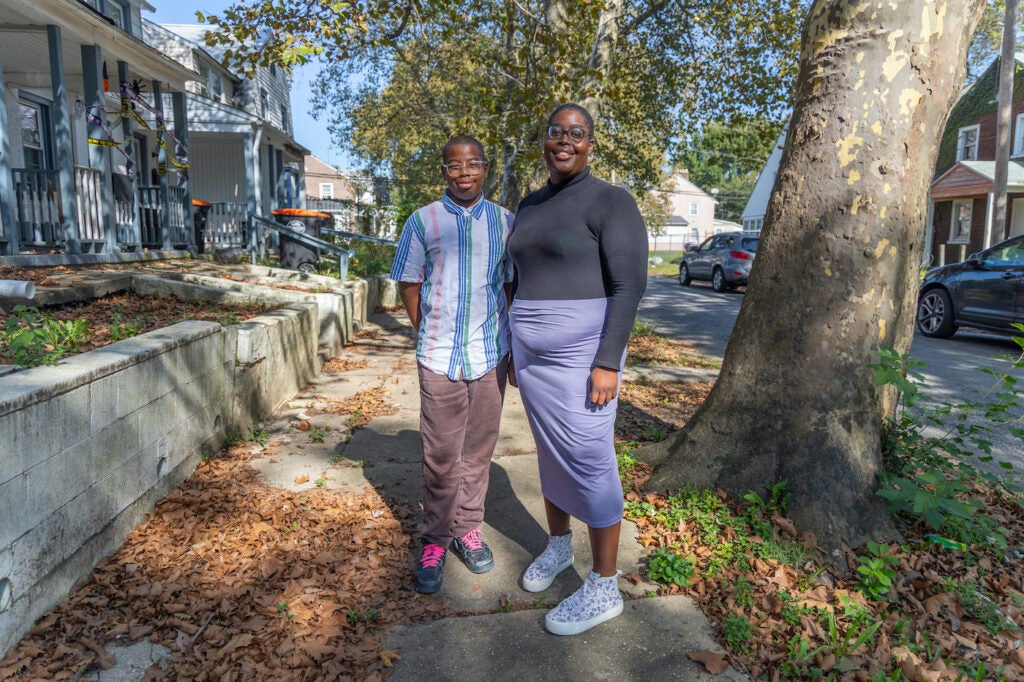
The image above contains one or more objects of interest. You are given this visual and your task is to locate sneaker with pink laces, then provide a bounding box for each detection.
[415,543,447,593]
[449,528,494,573]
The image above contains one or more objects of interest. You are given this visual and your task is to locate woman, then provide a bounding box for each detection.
[508,103,647,635]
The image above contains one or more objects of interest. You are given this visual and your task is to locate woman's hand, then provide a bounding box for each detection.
[507,355,518,388]
[588,366,619,407]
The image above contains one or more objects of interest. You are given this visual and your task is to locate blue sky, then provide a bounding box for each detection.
[148,1,354,169]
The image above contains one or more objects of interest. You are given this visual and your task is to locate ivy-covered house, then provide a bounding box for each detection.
[928,53,1024,266]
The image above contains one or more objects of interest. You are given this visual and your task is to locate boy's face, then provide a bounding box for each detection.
[442,143,488,207]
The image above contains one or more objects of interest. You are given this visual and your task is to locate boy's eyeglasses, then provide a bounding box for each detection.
[442,161,486,174]
[546,124,589,143]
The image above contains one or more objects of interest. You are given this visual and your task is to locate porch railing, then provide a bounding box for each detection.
[204,202,248,247]
[74,166,104,244]
[9,169,191,252]
[13,169,62,247]
[137,185,189,249]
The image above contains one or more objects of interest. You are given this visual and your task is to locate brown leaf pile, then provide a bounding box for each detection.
[322,358,369,373]
[0,265,72,287]
[316,387,397,427]
[0,452,447,681]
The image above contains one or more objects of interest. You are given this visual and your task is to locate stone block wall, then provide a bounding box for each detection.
[0,301,319,657]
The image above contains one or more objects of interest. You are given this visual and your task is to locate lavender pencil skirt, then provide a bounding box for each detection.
[510,297,624,529]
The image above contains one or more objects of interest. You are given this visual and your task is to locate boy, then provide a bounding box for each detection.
[389,135,514,593]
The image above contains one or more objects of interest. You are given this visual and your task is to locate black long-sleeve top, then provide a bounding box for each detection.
[508,167,648,370]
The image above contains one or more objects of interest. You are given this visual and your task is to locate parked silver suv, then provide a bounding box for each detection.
[678,232,760,292]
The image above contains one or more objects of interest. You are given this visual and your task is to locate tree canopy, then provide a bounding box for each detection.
[202,0,806,211]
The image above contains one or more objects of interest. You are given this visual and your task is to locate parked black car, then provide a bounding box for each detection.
[916,234,1024,338]
[678,232,759,292]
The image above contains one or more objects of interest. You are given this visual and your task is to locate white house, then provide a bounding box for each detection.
[649,169,718,251]
[143,21,309,248]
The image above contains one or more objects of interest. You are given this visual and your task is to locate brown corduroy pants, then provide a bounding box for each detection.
[417,356,508,546]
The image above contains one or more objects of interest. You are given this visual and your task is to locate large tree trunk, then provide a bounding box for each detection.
[641,0,986,566]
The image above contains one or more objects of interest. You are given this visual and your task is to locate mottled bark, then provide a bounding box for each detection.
[641,0,986,567]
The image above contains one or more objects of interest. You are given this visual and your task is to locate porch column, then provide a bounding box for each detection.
[265,143,276,211]
[274,148,285,210]
[984,190,996,249]
[244,129,257,256]
[49,25,81,253]
[923,198,935,267]
[81,44,116,253]
[117,61,141,250]
[171,90,194,249]
[151,80,171,249]
[297,159,306,208]
[0,51,18,253]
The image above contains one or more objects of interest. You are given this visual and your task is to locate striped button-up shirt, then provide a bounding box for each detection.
[390,192,514,380]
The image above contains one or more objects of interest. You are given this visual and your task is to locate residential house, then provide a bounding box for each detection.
[928,53,1024,265]
[305,154,358,231]
[649,169,718,251]
[740,127,787,233]
[1,0,197,255]
[143,22,308,249]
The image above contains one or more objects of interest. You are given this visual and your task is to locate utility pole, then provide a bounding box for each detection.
[991,0,1018,248]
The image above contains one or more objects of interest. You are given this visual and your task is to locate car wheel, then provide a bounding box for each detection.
[917,288,957,338]
[711,267,729,292]
[678,263,691,286]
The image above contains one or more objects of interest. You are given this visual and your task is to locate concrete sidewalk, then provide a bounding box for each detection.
[88,310,742,680]
[244,311,743,680]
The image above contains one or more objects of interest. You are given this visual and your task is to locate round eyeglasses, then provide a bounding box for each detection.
[546,124,589,143]
[442,160,486,174]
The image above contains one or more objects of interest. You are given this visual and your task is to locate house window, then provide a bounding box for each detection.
[689,202,699,216]
[260,88,270,118]
[208,72,223,102]
[104,0,130,32]
[956,124,979,162]
[280,104,290,134]
[319,183,333,200]
[1014,114,1024,157]
[18,99,52,171]
[950,199,972,242]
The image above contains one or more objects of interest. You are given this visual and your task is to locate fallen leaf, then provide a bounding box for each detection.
[688,650,728,674]
[294,474,310,484]
[379,649,401,667]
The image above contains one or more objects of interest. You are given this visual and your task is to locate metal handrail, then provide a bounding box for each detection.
[249,213,356,279]
[321,226,398,247]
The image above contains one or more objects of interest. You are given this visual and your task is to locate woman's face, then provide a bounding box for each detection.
[543,108,593,184]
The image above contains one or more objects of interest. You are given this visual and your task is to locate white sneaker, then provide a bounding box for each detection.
[545,570,623,636]
[522,531,574,592]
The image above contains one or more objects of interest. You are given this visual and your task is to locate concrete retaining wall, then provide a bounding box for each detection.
[0,300,319,658]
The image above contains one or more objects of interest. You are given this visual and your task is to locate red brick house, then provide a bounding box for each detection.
[928,54,1024,265]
